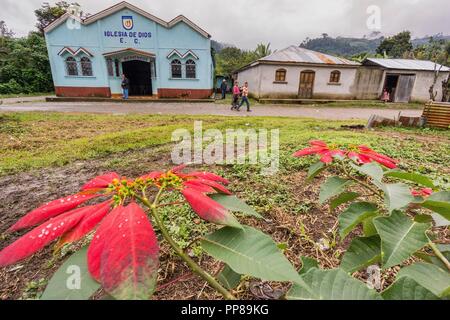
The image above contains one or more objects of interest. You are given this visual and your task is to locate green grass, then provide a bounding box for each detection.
[0,112,448,178]
[0,92,54,99]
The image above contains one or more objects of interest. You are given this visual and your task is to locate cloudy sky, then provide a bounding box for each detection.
[1,0,449,49]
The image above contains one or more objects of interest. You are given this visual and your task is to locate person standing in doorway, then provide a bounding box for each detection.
[237,82,251,112]
[231,81,240,110]
[121,74,130,100]
[220,79,228,99]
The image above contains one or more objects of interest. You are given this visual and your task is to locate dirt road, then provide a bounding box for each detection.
[0,101,422,120]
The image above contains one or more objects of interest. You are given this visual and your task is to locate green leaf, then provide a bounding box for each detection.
[341,236,381,273]
[398,263,450,297]
[415,250,450,271]
[307,161,325,181]
[209,194,263,219]
[379,183,415,212]
[217,265,241,290]
[421,191,450,222]
[41,247,100,300]
[286,268,382,300]
[319,176,352,205]
[374,211,431,269]
[382,277,438,300]
[299,256,319,275]
[384,171,435,188]
[350,162,384,182]
[330,192,359,211]
[338,202,378,239]
[362,216,378,237]
[431,213,450,227]
[201,226,312,292]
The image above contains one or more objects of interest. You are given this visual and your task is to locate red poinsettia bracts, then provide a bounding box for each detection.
[0,166,239,299]
[139,166,240,229]
[411,188,433,198]
[8,193,101,232]
[87,202,159,299]
[293,140,345,164]
[81,172,120,191]
[0,200,112,267]
[348,145,398,169]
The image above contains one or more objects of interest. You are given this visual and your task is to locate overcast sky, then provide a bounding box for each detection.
[1,0,449,50]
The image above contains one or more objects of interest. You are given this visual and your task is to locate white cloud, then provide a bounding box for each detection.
[1,0,449,50]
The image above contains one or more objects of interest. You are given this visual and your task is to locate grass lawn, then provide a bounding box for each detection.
[0,92,54,99]
[0,111,449,299]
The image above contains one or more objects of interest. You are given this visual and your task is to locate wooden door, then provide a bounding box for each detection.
[394,74,416,103]
[299,70,315,98]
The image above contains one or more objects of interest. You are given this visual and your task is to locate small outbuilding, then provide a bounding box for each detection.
[360,58,450,103]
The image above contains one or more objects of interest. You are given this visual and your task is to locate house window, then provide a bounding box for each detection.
[186,59,196,79]
[114,59,120,77]
[275,69,287,82]
[80,57,93,76]
[65,57,78,76]
[107,59,114,77]
[329,70,341,83]
[171,59,182,78]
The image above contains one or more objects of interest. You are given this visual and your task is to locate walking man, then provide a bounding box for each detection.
[237,82,251,112]
[220,79,228,99]
[231,81,240,110]
[121,74,130,100]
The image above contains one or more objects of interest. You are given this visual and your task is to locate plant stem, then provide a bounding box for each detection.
[341,162,384,200]
[137,191,236,300]
[429,241,450,272]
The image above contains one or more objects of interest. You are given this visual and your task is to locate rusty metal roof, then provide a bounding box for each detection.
[365,58,450,72]
[259,45,360,66]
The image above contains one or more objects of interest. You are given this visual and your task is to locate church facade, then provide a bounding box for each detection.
[44,1,214,99]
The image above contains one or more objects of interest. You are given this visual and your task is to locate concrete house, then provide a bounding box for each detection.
[359,58,450,102]
[234,46,450,103]
[233,45,361,100]
[44,1,214,98]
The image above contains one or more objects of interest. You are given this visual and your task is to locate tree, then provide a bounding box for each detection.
[0,21,14,58]
[34,1,73,34]
[254,43,272,59]
[376,31,413,58]
[215,47,257,76]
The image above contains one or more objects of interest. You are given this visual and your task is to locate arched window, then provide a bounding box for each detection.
[185,59,196,79]
[66,57,78,76]
[80,57,93,76]
[329,70,341,83]
[171,59,182,78]
[275,68,287,82]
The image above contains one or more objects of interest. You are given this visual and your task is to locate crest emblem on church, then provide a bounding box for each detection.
[122,16,134,30]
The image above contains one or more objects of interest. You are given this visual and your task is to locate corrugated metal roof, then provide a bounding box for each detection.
[259,45,360,66]
[365,58,450,72]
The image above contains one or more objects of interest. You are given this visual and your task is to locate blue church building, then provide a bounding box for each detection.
[44,1,214,99]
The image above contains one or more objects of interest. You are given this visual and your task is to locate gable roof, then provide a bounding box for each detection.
[234,45,359,74]
[102,48,156,58]
[260,46,359,66]
[166,49,199,60]
[44,1,210,38]
[363,58,450,72]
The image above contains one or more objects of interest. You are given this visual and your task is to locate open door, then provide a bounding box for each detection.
[298,70,315,99]
[394,75,416,103]
[122,60,152,96]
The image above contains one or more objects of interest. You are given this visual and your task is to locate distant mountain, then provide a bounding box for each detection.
[299,34,450,57]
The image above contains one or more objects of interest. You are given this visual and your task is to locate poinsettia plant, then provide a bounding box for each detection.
[0,165,313,300]
[287,140,450,300]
